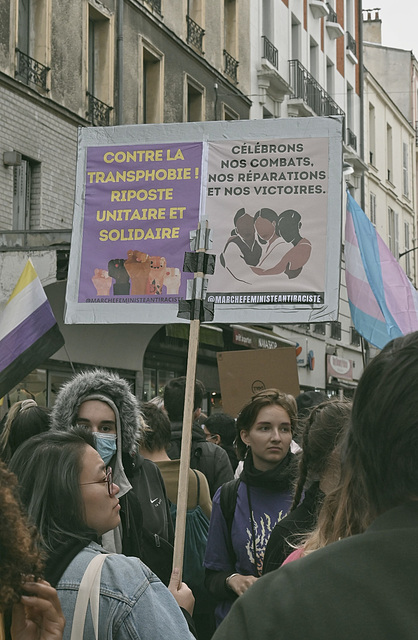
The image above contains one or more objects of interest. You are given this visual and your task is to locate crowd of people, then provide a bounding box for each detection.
[2,331,418,638]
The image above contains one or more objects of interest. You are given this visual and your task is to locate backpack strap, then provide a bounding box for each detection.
[191,468,201,506]
[219,478,241,566]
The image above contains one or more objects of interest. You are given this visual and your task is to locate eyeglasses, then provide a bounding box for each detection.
[80,467,114,496]
[205,434,217,441]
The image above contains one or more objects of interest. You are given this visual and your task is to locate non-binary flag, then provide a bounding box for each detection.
[0,260,65,398]
[345,192,418,350]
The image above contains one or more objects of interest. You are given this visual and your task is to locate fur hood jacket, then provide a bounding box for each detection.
[50,368,144,456]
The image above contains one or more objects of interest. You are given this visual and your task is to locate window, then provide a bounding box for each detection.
[262,0,274,41]
[402,142,409,197]
[13,157,41,230]
[369,103,375,165]
[310,38,319,79]
[223,104,239,120]
[186,77,204,122]
[346,83,356,148]
[388,207,399,258]
[386,124,393,182]
[291,15,300,60]
[141,43,163,124]
[369,192,376,226]
[87,6,113,126]
[350,327,361,347]
[404,221,411,277]
[330,321,341,340]
[187,0,204,52]
[16,0,50,91]
[224,0,237,58]
[313,323,326,335]
[326,58,334,97]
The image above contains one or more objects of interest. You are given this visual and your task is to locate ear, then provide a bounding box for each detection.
[240,429,250,447]
[213,434,221,445]
[193,407,202,420]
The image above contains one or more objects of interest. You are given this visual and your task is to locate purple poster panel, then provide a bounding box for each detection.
[78,142,203,303]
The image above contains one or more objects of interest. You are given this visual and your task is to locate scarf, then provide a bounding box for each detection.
[240,449,295,492]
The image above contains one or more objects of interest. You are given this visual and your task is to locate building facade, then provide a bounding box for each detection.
[5,1,413,411]
[0,0,253,412]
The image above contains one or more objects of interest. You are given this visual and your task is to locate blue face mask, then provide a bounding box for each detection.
[93,433,117,465]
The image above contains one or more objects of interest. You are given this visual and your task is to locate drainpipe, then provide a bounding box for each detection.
[117,0,124,124]
[358,0,365,210]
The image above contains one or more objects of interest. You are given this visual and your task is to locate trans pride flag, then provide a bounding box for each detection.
[345,193,418,349]
[0,260,64,398]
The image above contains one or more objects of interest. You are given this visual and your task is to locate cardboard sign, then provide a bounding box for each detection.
[217,348,300,417]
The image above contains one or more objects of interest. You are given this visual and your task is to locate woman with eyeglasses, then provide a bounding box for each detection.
[203,390,297,626]
[9,430,195,640]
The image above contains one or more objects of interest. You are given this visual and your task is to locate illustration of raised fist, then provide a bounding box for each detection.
[92,268,113,296]
[108,259,130,295]
[124,250,151,295]
[163,267,181,294]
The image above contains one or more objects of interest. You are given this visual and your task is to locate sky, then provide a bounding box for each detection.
[365,1,418,55]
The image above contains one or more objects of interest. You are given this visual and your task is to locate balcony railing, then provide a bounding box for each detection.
[326,3,338,22]
[415,121,418,146]
[187,15,205,52]
[224,50,239,83]
[87,92,113,127]
[262,36,278,69]
[143,0,161,13]
[346,127,357,150]
[288,60,345,118]
[346,31,357,57]
[15,49,49,91]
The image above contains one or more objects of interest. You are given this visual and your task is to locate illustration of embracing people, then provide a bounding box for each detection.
[220,207,312,284]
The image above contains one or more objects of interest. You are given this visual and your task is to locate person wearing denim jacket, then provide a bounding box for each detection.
[57,542,192,640]
[9,429,195,639]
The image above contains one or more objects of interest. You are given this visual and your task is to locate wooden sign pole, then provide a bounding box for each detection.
[172,218,211,582]
[172,317,200,579]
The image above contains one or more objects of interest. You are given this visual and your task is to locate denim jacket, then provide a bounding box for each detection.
[57,542,193,640]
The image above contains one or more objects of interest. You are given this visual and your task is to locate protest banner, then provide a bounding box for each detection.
[65,117,343,325]
[65,117,343,582]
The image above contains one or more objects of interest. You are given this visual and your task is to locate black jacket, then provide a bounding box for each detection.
[262,481,324,574]
[213,501,418,640]
[168,421,234,498]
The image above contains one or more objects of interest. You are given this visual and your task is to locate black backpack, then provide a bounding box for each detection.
[219,478,241,565]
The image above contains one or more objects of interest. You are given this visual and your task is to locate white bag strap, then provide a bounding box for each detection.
[70,553,108,640]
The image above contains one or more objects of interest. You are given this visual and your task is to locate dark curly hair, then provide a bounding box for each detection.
[0,462,43,611]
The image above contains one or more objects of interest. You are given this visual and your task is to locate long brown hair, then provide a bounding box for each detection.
[0,462,43,610]
[235,389,297,460]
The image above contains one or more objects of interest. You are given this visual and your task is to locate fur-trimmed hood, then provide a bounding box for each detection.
[50,369,144,456]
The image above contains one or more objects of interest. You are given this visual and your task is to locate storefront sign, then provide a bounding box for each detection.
[327,354,353,380]
[233,327,280,350]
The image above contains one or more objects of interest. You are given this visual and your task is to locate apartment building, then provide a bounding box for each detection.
[0,0,252,408]
[363,10,418,289]
[243,0,366,396]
